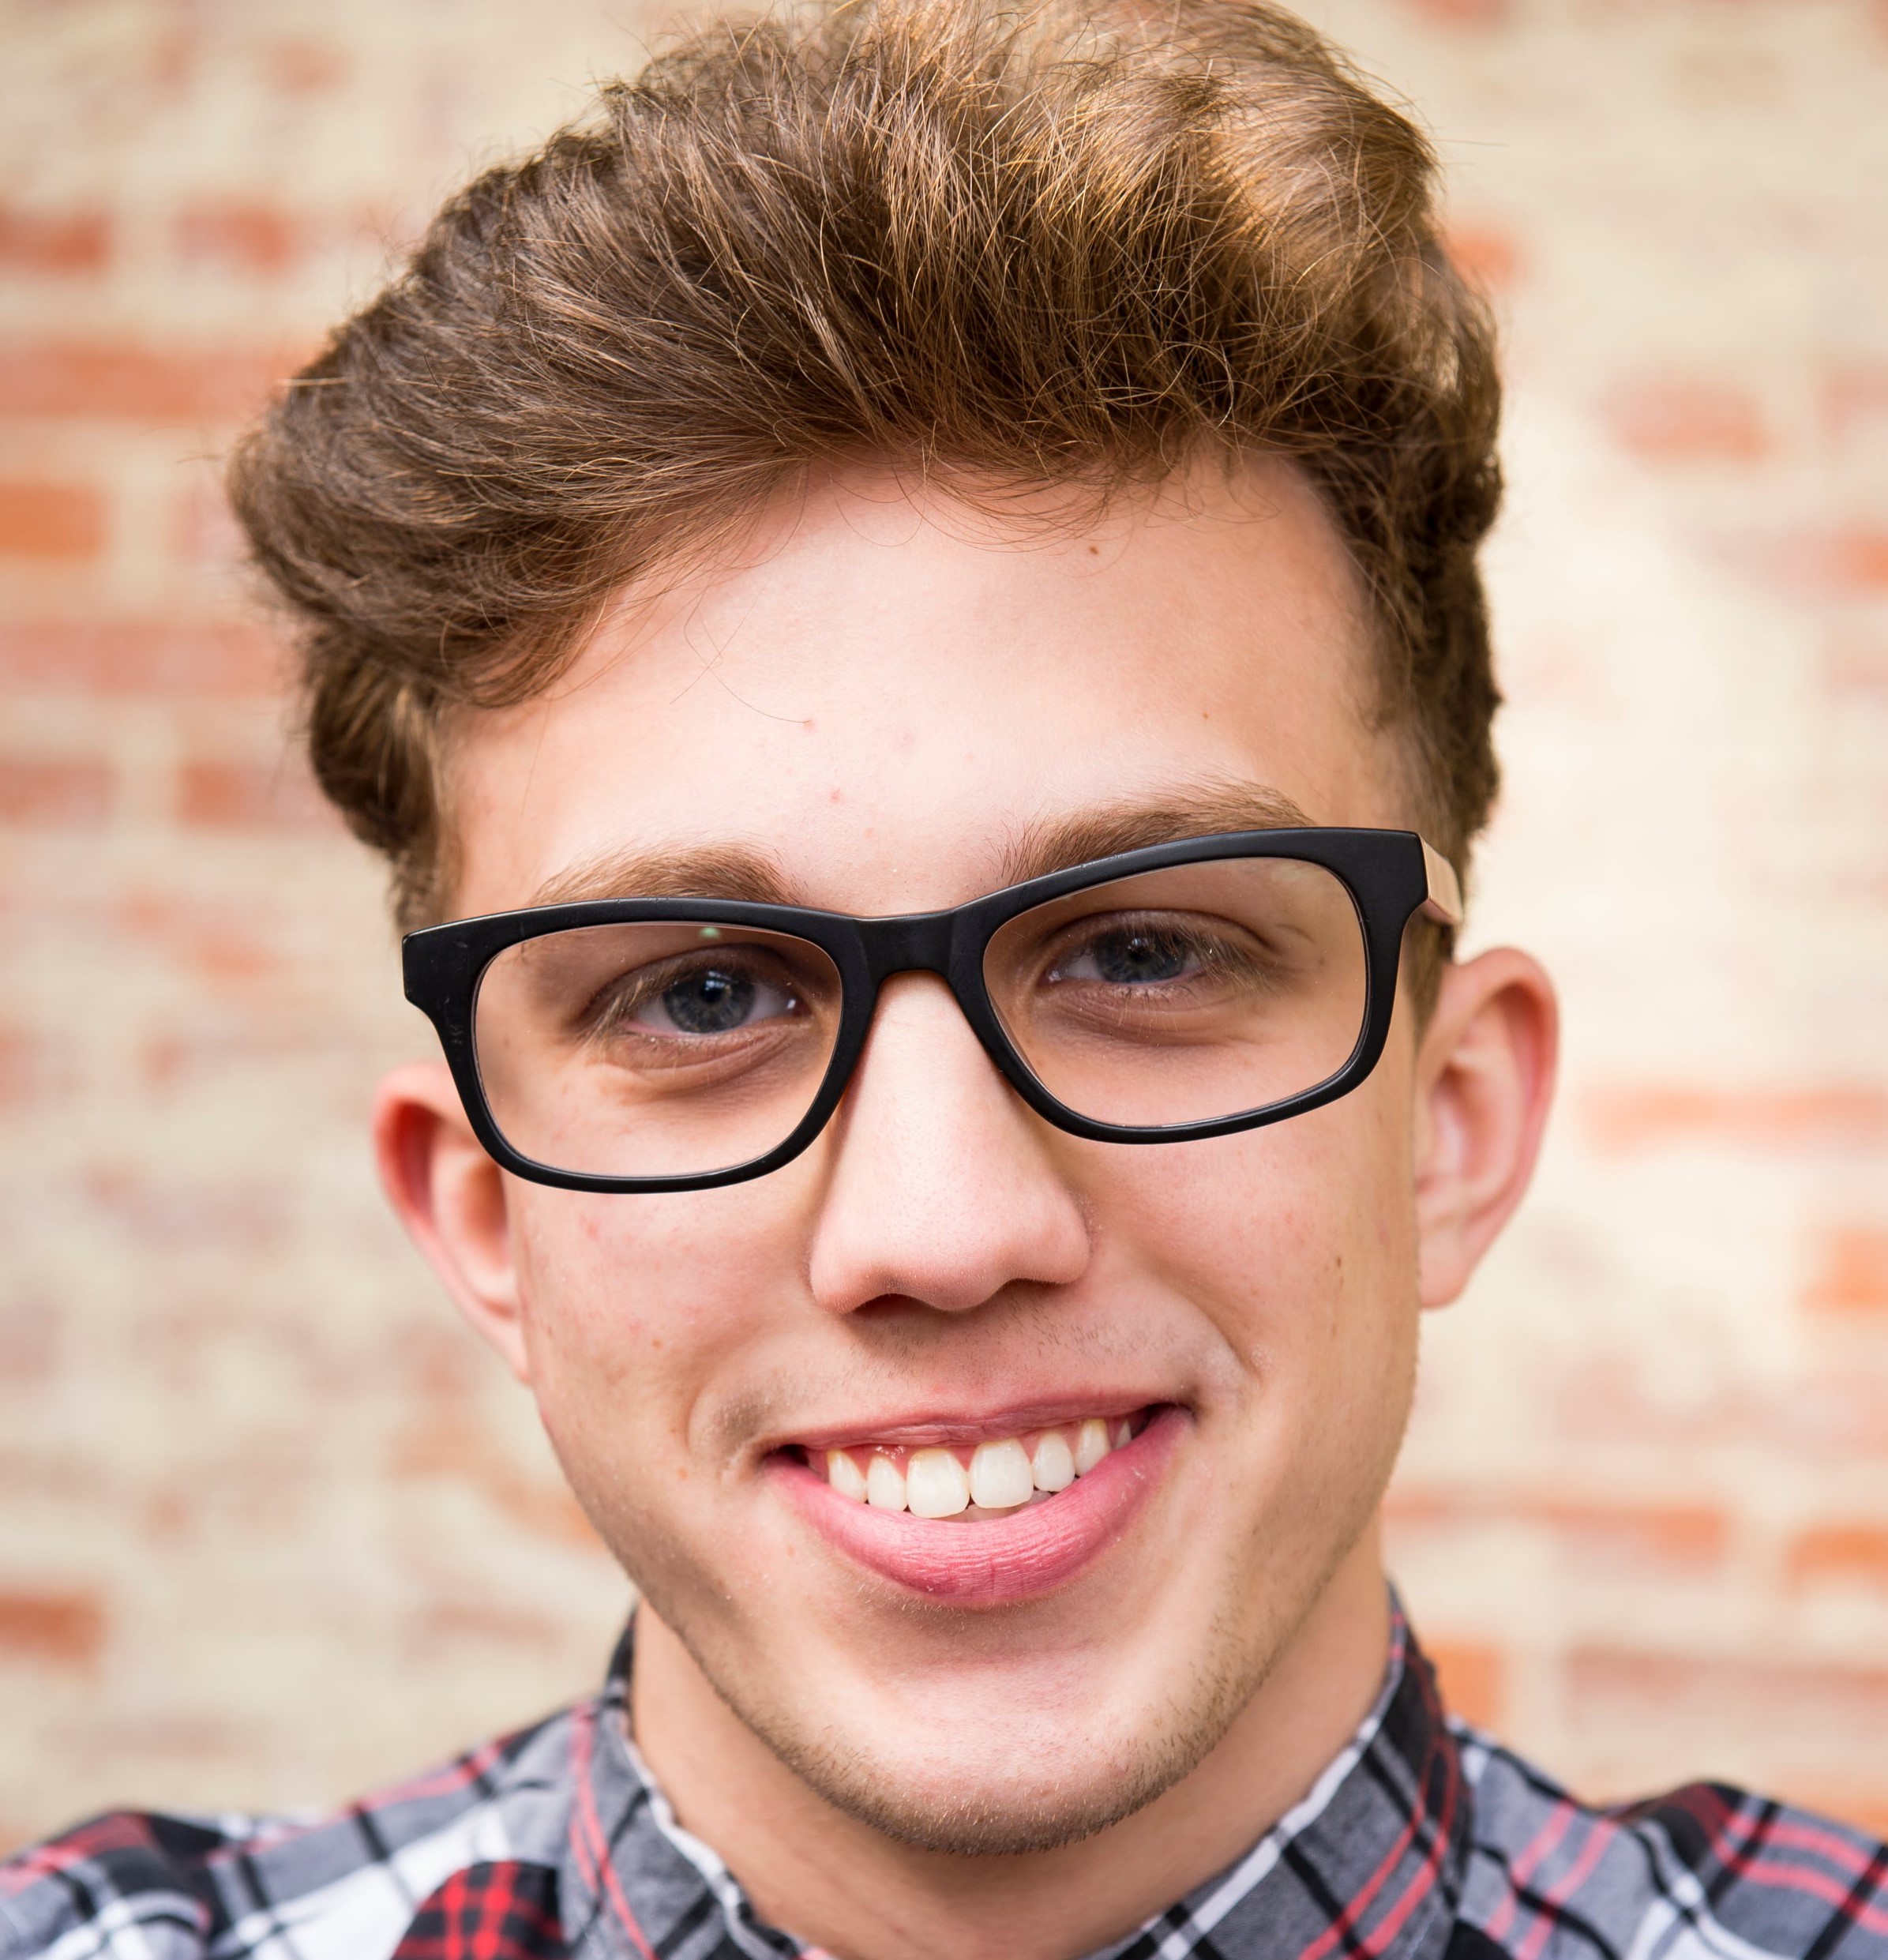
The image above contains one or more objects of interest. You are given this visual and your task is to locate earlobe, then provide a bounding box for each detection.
[1411,948,1559,1309]
[372,1061,533,1381]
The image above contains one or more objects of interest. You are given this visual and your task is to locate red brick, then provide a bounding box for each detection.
[111,892,293,984]
[411,1601,563,1654]
[0,1451,107,1507]
[1602,377,1769,462]
[1764,531,1888,598]
[175,201,306,278]
[1542,1360,1721,1451]
[392,1322,484,1402]
[0,205,110,275]
[0,620,282,696]
[148,20,195,90]
[1399,0,1510,21]
[1818,533,1888,594]
[1388,1489,1727,1570]
[1541,1500,1726,1567]
[83,1167,291,1253]
[0,482,106,560]
[1787,1525,1888,1594]
[184,927,286,986]
[1803,1228,1888,1318]
[1824,634,1888,701]
[1582,0,1830,9]
[394,1412,605,1551]
[140,1028,306,1091]
[0,1297,57,1386]
[0,340,297,422]
[262,37,349,94]
[177,756,332,831]
[1569,1648,1888,1766]
[0,1591,105,1673]
[89,1710,253,1768]
[1583,1084,1888,1155]
[0,756,113,825]
[0,1028,73,1108]
[1772,1785,1888,1839]
[1822,364,1888,451]
[1446,221,1524,291]
[171,476,246,569]
[1424,1639,1506,1729]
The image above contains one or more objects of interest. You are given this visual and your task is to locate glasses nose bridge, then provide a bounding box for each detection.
[857,906,963,988]
[847,905,1008,1093]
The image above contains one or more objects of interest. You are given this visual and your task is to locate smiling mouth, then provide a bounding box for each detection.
[783,1408,1159,1521]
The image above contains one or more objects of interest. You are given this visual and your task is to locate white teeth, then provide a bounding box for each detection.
[969,1437,1034,1510]
[865,1454,907,1510]
[1030,1429,1076,1493]
[816,1414,1139,1515]
[906,1447,971,1518]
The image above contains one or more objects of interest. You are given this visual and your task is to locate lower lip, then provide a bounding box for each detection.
[767,1407,1186,1607]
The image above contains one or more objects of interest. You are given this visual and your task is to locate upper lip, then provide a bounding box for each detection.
[771,1393,1175,1455]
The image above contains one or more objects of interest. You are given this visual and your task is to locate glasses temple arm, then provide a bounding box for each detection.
[1418,839,1464,927]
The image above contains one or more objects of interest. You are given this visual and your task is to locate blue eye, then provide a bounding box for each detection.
[1050,923,1208,988]
[625,959,801,1036]
[656,967,753,1033]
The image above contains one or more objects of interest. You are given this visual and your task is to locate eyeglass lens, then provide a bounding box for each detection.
[470,857,1367,1180]
[982,857,1366,1129]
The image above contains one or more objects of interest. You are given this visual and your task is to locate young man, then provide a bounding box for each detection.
[5,4,1884,1958]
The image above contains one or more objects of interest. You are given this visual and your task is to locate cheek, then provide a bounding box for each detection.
[1093,1069,1419,1417]
[505,1183,801,1463]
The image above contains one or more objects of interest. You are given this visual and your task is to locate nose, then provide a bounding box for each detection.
[805,974,1092,1316]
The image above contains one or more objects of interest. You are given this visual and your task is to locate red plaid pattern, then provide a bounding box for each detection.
[393,1862,566,1960]
[4,1610,1886,1960]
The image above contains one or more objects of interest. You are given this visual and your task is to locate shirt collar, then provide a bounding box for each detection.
[557,1600,1467,1960]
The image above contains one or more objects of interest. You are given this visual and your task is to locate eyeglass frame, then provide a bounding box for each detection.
[401,825,1465,1195]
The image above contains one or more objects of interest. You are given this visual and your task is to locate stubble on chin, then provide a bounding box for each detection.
[644,1584,1298,1859]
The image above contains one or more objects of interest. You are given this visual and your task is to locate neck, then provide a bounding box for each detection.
[629,1526,1393,1960]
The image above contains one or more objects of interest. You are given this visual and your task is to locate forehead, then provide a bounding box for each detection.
[445,458,1405,920]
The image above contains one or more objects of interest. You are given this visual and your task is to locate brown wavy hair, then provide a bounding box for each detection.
[229,0,1502,933]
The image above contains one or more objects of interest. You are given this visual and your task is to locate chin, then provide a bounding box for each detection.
[712,1625,1264,1858]
[753,1722,1202,1857]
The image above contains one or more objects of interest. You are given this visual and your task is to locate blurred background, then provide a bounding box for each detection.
[2,0,1886,1852]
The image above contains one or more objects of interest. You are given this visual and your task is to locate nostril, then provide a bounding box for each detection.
[850,1291,935,1323]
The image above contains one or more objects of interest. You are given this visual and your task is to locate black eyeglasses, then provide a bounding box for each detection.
[402,827,1462,1193]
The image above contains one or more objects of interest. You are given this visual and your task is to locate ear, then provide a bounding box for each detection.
[373,1060,533,1382]
[1411,947,1559,1309]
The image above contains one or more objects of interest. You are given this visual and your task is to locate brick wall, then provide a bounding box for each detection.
[2,0,1884,1850]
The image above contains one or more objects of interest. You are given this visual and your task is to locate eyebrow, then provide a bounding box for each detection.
[996,783,1314,888]
[526,782,1316,914]
[529,845,797,910]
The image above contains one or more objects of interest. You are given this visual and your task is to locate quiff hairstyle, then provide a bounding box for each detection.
[231,0,1502,934]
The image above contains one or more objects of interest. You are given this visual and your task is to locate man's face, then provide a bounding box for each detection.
[439,461,1430,1851]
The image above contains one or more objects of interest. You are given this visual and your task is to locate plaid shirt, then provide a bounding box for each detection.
[6,1610,1886,1960]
